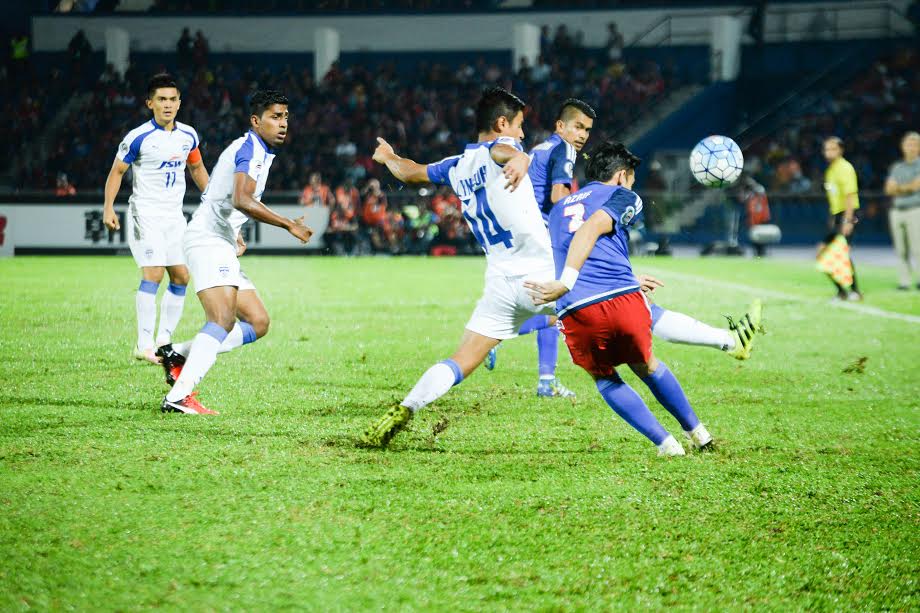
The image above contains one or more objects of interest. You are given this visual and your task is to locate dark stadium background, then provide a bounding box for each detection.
[2,1,917,254]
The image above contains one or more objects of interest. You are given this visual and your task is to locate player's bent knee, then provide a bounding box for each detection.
[142,267,165,283]
[167,268,190,286]
[251,315,270,338]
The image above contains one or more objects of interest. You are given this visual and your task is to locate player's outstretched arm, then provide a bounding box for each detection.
[490,144,530,192]
[188,158,209,192]
[373,137,430,183]
[103,158,129,231]
[232,172,313,243]
[524,210,614,305]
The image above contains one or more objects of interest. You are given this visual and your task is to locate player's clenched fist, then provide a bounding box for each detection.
[103,208,120,231]
[373,137,395,164]
[288,216,313,244]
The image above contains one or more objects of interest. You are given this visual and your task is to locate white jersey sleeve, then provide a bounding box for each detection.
[441,139,553,277]
[185,130,275,248]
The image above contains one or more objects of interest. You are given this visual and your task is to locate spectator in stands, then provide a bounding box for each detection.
[908,0,920,35]
[67,29,92,79]
[362,178,392,253]
[605,22,624,62]
[192,30,209,68]
[884,131,920,289]
[300,172,333,208]
[325,178,361,255]
[403,202,438,255]
[9,32,29,82]
[177,28,193,70]
[55,173,76,196]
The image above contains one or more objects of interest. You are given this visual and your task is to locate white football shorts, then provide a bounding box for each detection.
[185,240,256,292]
[127,212,187,268]
[465,268,556,340]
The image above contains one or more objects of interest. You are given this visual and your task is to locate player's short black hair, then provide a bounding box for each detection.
[585,140,641,183]
[475,86,526,134]
[249,90,290,117]
[557,98,597,123]
[146,73,179,99]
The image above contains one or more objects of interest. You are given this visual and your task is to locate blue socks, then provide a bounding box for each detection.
[642,362,700,432]
[518,315,558,380]
[596,376,669,445]
[537,326,559,379]
[518,314,553,335]
[649,303,665,328]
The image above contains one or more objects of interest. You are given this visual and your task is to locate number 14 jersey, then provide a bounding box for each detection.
[427,137,553,277]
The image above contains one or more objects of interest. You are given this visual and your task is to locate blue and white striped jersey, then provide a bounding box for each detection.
[116,119,200,219]
[186,130,274,248]
[427,137,553,277]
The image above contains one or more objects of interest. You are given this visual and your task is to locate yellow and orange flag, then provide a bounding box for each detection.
[816,234,853,290]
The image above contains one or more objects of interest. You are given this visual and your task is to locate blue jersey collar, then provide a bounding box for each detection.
[249,129,274,154]
[149,118,175,132]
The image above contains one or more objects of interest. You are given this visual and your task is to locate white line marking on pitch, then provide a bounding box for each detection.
[642,267,920,325]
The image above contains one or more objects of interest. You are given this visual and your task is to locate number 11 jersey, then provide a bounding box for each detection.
[427,137,553,277]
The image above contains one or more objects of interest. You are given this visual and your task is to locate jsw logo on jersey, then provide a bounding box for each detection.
[157,159,184,169]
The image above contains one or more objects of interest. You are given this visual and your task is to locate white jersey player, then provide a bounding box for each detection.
[362,86,555,448]
[103,73,209,364]
[156,90,313,416]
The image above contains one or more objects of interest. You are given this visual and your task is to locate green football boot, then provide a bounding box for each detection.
[361,405,412,448]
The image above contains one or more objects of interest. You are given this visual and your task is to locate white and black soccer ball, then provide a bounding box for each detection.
[689,135,744,188]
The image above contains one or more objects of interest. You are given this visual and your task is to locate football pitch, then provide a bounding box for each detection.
[1,255,918,610]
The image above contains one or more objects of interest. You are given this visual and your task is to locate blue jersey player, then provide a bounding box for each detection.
[526,141,714,456]
[490,100,763,393]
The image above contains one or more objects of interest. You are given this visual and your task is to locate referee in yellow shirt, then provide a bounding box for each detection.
[822,136,862,300]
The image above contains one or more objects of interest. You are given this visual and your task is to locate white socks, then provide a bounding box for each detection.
[652,309,735,351]
[136,280,159,350]
[400,360,463,412]
[155,284,186,346]
[172,321,255,357]
[166,323,228,402]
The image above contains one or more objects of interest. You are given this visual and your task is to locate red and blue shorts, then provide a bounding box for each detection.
[558,290,652,377]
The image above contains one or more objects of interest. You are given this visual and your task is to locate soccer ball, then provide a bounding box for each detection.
[689,135,744,187]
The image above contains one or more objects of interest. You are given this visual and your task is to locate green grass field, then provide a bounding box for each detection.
[1,255,918,611]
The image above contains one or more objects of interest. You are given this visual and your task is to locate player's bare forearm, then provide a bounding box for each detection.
[489,144,525,165]
[492,146,529,191]
[564,211,613,271]
[103,160,128,210]
[233,194,291,229]
[103,159,128,230]
[551,183,571,204]
[232,172,312,243]
[373,137,429,183]
[189,162,209,192]
[524,211,613,306]
[385,156,429,183]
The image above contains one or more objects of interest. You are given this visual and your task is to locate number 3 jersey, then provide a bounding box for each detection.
[548,182,643,318]
[116,119,201,220]
[427,137,553,277]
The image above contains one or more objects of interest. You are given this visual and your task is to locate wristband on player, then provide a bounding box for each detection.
[559,266,580,290]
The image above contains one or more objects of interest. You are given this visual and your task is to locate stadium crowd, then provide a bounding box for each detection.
[745,47,919,195]
[12,25,674,253]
